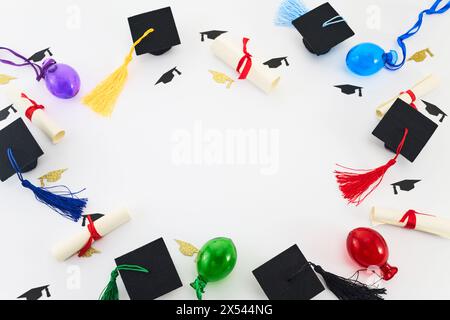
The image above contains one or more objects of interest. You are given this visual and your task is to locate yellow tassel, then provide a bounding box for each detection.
[83,28,155,117]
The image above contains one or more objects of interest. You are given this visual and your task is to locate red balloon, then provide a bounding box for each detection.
[347,228,398,281]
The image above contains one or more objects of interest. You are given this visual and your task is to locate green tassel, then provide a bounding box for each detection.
[190,276,208,300]
[99,264,149,300]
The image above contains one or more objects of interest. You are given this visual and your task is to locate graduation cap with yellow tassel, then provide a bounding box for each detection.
[83,7,181,117]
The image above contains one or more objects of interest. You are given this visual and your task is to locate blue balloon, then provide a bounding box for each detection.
[346,43,387,76]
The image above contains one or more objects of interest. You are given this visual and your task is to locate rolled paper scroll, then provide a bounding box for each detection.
[52,209,131,261]
[5,86,65,144]
[370,207,450,239]
[376,74,440,119]
[211,35,281,93]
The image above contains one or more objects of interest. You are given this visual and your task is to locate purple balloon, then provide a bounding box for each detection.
[44,62,81,99]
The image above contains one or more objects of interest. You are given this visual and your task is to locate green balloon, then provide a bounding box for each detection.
[197,237,237,282]
[191,237,237,300]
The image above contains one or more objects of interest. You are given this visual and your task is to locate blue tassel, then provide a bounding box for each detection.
[7,148,87,222]
[275,0,309,27]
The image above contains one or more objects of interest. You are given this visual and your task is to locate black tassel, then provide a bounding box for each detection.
[312,264,386,300]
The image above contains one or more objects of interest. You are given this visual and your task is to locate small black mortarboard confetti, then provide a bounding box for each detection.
[391,179,421,195]
[335,84,363,97]
[155,67,181,85]
[81,213,105,226]
[17,285,51,300]
[0,105,17,122]
[28,48,52,63]
[263,57,289,68]
[200,30,228,42]
[422,100,447,123]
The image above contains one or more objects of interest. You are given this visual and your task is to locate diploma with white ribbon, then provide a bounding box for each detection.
[370,207,450,239]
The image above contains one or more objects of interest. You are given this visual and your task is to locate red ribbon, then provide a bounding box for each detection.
[21,93,45,121]
[78,215,102,257]
[399,210,434,229]
[236,37,252,80]
[400,90,417,109]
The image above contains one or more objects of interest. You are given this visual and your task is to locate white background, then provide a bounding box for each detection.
[0,0,449,300]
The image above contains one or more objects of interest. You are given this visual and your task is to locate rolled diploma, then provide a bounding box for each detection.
[376,74,440,119]
[211,35,280,94]
[52,209,131,261]
[370,207,450,239]
[5,86,65,144]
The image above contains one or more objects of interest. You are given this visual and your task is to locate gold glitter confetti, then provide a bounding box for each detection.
[0,74,16,85]
[408,48,434,62]
[209,70,234,89]
[38,169,68,187]
[80,247,101,258]
[175,239,199,257]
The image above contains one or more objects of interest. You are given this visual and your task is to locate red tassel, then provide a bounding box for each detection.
[335,128,409,206]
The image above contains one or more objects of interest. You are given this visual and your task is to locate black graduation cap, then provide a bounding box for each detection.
[263,57,290,68]
[200,30,228,42]
[422,100,447,123]
[372,98,438,163]
[292,2,355,55]
[128,7,181,56]
[28,48,52,63]
[155,67,182,85]
[0,118,43,182]
[335,84,363,97]
[391,179,421,195]
[17,285,51,300]
[0,105,17,122]
[115,238,182,300]
[81,213,105,226]
[252,245,325,300]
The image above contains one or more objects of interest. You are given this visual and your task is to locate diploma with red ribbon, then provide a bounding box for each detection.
[370,207,450,239]
[52,209,131,261]
[211,34,281,93]
[5,86,65,144]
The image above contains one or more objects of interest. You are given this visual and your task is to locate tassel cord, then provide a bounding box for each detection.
[7,148,87,222]
[99,265,149,300]
[335,128,408,206]
[385,0,450,70]
[0,47,56,81]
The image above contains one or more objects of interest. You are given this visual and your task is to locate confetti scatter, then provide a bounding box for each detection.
[80,247,101,258]
[155,67,182,85]
[209,70,234,89]
[334,84,363,97]
[200,30,228,42]
[422,100,447,123]
[38,169,68,187]
[0,74,16,85]
[391,179,421,195]
[175,239,199,257]
[263,57,289,68]
[28,48,53,63]
[408,48,434,63]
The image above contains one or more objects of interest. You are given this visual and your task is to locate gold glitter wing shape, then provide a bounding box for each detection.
[408,48,434,62]
[175,239,199,257]
[80,247,101,258]
[0,74,16,85]
[38,169,68,187]
[209,70,234,88]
